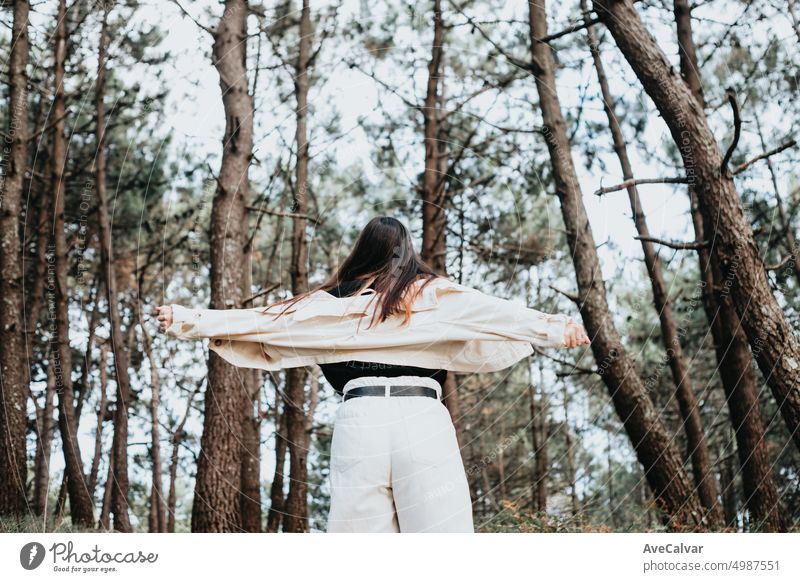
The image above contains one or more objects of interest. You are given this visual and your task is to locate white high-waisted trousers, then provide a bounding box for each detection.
[325,375,474,533]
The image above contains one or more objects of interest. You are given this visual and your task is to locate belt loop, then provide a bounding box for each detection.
[384,384,390,398]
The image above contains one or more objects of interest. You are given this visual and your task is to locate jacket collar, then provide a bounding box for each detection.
[285,276,457,322]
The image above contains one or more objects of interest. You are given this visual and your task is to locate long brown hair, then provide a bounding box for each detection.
[263,216,444,327]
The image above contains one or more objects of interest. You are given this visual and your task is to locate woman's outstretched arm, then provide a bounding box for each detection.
[433,283,590,349]
[153,281,590,348]
[154,304,287,339]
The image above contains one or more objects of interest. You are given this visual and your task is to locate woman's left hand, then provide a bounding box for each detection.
[155,305,173,333]
[564,319,590,348]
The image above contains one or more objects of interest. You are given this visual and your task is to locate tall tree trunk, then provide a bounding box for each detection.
[674,0,786,532]
[75,277,101,420]
[419,0,465,447]
[240,370,262,532]
[282,0,313,534]
[718,442,738,529]
[167,437,180,533]
[94,8,132,532]
[497,420,507,501]
[606,432,617,528]
[52,281,102,519]
[26,170,51,360]
[51,0,95,528]
[582,1,720,524]
[421,0,447,274]
[191,0,254,532]
[527,273,549,513]
[140,324,166,532]
[239,241,262,531]
[53,476,67,528]
[529,361,548,512]
[692,188,786,531]
[528,0,705,528]
[24,147,56,455]
[0,0,32,519]
[99,447,113,530]
[23,73,51,374]
[168,383,199,533]
[441,371,464,447]
[33,353,57,517]
[88,343,109,496]
[690,188,786,531]
[266,384,288,532]
[673,0,705,106]
[594,0,800,452]
[561,382,579,517]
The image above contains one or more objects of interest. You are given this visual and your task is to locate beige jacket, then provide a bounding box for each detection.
[166,277,572,373]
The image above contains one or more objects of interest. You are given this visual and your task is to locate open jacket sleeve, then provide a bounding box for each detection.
[167,304,284,341]
[432,283,571,349]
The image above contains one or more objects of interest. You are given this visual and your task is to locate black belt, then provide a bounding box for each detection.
[342,385,440,401]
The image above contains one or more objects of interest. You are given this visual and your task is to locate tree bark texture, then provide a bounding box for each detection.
[529,0,706,528]
[0,0,32,519]
[95,8,132,532]
[282,0,313,534]
[51,0,96,528]
[582,2,720,524]
[191,0,254,532]
[595,0,800,453]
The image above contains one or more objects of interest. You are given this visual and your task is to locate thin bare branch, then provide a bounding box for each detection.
[245,206,320,223]
[548,284,580,304]
[765,255,793,271]
[171,0,215,36]
[720,87,741,176]
[241,283,281,307]
[449,1,532,71]
[593,177,688,196]
[541,17,600,43]
[634,235,709,250]
[533,346,598,376]
[733,139,797,175]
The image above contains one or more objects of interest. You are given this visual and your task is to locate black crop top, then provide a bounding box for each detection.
[317,280,448,394]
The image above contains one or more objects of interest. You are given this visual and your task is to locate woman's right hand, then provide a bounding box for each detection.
[155,305,173,333]
[564,319,590,348]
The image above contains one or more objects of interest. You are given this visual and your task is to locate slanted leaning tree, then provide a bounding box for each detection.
[594,0,800,452]
[670,0,785,531]
[527,0,706,528]
[580,0,720,524]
